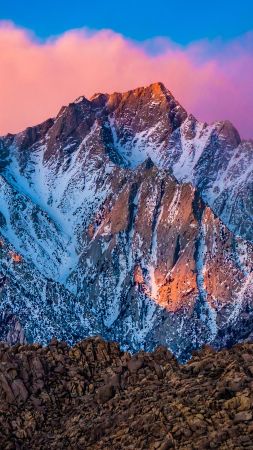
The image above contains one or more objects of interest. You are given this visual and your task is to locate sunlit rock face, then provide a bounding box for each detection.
[0,82,253,360]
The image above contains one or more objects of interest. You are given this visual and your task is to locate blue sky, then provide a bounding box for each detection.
[1,0,253,44]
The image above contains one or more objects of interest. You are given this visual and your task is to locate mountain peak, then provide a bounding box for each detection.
[92,82,177,108]
[122,81,171,101]
[148,81,167,94]
[130,81,176,103]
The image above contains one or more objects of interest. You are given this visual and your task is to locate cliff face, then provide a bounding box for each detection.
[1,337,253,449]
[0,82,253,359]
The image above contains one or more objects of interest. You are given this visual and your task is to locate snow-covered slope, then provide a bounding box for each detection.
[0,82,253,360]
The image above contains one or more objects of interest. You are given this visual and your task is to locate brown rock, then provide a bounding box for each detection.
[127,357,144,373]
[0,372,15,403]
[234,411,252,423]
[11,379,29,403]
[96,384,115,404]
[242,353,252,363]
[0,338,253,449]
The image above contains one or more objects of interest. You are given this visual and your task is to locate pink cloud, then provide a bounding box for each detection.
[0,22,252,138]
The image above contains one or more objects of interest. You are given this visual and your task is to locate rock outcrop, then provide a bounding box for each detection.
[1,337,253,449]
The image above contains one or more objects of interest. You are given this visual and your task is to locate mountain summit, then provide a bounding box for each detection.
[0,83,252,360]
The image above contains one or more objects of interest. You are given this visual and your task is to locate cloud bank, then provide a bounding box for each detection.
[0,22,252,138]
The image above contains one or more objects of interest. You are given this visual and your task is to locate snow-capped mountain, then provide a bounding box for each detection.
[0,82,253,360]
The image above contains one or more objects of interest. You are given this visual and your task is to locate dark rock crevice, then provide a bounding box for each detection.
[172,235,181,267]
[150,178,165,257]
[126,182,140,238]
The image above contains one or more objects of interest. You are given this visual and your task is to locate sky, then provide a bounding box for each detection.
[1,0,253,43]
[0,1,253,138]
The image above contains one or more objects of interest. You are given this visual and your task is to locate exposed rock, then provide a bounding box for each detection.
[0,338,253,449]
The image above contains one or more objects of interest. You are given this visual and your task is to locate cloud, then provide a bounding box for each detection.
[0,22,252,138]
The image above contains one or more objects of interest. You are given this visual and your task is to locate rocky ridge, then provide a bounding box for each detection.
[1,337,253,449]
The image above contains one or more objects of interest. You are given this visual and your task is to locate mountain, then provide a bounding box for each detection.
[1,337,253,449]
[0,82,253,360]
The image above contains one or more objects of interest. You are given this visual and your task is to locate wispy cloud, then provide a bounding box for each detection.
[0,22,252,138]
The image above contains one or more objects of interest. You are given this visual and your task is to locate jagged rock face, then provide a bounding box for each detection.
[1,338,253,449]
[0,82,253,359]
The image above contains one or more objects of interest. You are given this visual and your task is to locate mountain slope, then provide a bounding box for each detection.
[0,82,253,359]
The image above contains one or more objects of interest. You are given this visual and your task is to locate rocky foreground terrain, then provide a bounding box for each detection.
[1,337,253,449]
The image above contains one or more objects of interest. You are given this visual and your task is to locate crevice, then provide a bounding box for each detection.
[150,179,165,259]
[192,189,206,224]
[194,226,207,308]
[194,218,218,340]
[101,119,127,167]
[126,182,139,238]
[172,235,181,267]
